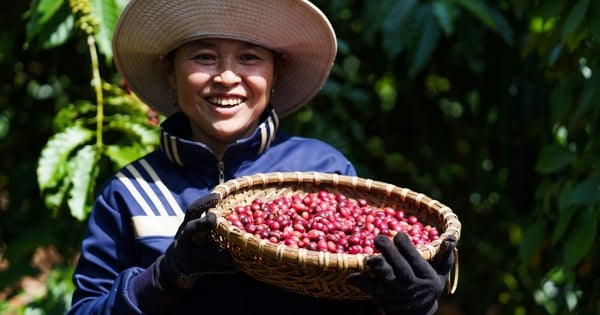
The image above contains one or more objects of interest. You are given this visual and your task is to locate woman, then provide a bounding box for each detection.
[67,0,456,314]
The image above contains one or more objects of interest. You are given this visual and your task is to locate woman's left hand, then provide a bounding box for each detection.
[347,233,456,315]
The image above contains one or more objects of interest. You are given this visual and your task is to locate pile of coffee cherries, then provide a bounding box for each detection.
[225,190,439,254]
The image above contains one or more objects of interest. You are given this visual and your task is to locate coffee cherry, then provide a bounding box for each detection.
[224,191,439,254]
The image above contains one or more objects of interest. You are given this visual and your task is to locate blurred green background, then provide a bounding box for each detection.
[1,0,598,314]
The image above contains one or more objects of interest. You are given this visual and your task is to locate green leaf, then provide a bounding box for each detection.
[590,0,600,40]
[409,6,440,77]
[37,126,94,192]
[24,0,74,50]
[104,144,149,168]
[541,0,567,19]
[53,100,96,130]
[91,0,126,60]
[553,205,576,245]
[535,144,573,174]
[381,0,419,58]
[549,80,573,123]
[67,145,99,220]
[553,183,575,243]
[382,0,418,33]
[568,69,600,130]
[43,178,70,212]
[454,1,513,44]
[562,0,590,42]
[43,16,75,49]
[361,0,398,46]
[520,220,546,263]
[432,0,455,36]
[107,117,159,146]
[563,206,597,267]
[486,6,514,45]
[29,0,66,27]
[568,173,600,206]
[454,0,495,29]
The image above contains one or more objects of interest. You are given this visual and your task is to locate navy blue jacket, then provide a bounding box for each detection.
[68,109,380,314]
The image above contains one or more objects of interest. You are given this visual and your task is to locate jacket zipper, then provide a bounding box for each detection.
[217,160,225,184]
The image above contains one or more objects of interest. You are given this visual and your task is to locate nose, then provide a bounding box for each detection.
[214,60,241,86]
[214,70,240,85]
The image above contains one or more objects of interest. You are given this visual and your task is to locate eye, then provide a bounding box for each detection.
[239,53,261,63]
[191,53,216,63]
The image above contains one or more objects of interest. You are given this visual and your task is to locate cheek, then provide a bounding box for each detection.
[250,77,272,95]
[176,72,211,97]
[249,69,275,96]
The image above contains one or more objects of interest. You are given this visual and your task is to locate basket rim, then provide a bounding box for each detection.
[209,171,461,270]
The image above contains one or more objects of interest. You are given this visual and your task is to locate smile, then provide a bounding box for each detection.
[206,96,246,107]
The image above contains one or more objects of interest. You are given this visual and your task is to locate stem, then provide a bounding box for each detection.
[87,34,103,148]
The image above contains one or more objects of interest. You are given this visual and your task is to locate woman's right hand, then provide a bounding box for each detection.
[154,193,237,294]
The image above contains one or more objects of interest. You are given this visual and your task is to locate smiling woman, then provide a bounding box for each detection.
[66,1,457,314]
[163,39,276,157]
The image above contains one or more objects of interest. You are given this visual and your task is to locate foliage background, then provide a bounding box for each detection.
[1,0,598,314]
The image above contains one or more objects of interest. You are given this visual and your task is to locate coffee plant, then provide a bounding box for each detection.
[34,0,159,221]
[2,0,158,312]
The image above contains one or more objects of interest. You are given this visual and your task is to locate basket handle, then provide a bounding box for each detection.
[446,247,459,294]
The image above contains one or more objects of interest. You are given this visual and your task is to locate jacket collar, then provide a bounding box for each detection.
[158,106,280,168]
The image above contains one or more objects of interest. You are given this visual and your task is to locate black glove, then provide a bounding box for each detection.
[154,193,236,294]
[347,233,457,315]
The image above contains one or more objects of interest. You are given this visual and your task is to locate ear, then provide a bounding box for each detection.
[161,54,176,89]
[270,53,285,99]
[273,52,286,83]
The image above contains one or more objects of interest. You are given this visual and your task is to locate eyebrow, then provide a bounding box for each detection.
[184,39,266,50]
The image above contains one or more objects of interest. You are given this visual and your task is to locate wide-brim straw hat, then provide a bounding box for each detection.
[112,0,337,117]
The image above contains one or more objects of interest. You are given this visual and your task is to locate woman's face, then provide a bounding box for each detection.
[167,39,275,152]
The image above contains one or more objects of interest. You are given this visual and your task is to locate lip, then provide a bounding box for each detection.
[205,95,247,107]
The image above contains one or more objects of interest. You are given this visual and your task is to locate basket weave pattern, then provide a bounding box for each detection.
[209,172,461,300]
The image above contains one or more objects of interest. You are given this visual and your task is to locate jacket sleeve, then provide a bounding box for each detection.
[66,184,173,315]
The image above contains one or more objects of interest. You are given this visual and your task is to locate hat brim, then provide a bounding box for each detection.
[112,0,337,117]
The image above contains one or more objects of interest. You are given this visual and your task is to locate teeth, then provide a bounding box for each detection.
[207,97,245,106]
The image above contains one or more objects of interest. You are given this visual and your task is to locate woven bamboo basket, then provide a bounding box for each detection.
[208,172,461,300]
